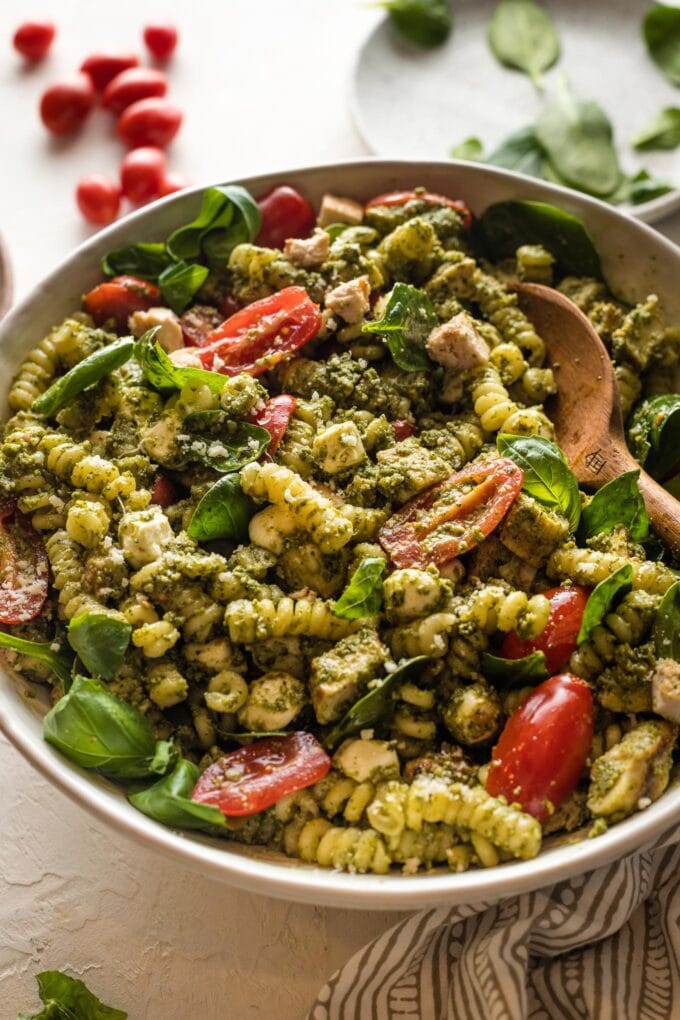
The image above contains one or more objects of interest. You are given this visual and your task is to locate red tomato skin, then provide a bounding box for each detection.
[150,475,178,507]
[250,395,297,454]
[102,68,168,115]
[39,74,94,135]
[192,732,331,817]
[13,21,55,61]
[198,286,321,377]
[117,98,182,148]
[83,275,160,330]
[256,185,316,249]
[79,53,138,92]
[501,585,591,675]
[158,172,190,197]
[0,501,49,624]
[76,174,121,226]
[143,24,178,62]
[379,457,524,569]
[120,146,166,204]
[365,190,472,228]
[486,673,594,821]
[392,419,415,441]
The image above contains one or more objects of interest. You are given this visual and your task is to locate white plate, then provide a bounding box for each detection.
[1,159,680,909]
[352,0,680,223]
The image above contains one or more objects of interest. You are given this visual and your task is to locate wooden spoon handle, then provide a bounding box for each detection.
[637,470,680,560]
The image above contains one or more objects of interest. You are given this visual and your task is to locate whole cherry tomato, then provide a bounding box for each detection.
[150,475,178,507]
[120,146,166,204]
[0,501,49,625]
[256,185,316,249]
[249,395,297,455]
[102,67,168,115]
[76,174,121,226]
[365,189,472,228]
[83,275,160,330]
[501,585,591,675]
[79,53,138,92]
[486,673,594,821]
[379,457,524,569]
[40,74,94,135]
[13,21,55,62]
[117,97,182,148]
[158,172,190,197]
[199,286,321,377]
[143,23,178,62]
[192,732,331,817]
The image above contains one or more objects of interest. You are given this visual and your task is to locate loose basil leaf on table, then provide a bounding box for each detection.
[628,394,680,479]
[158,260,210,314]
[44,675,175,779]
[450,137,484,160]
[487,0,559,90]
[380,0,453,48]
[187,472,257,542]
[643,4,680,86]
[653,581,680,662]
[67,612,132,679]
[323,656,430,750]
[134,328,226,396]
[633,107,680,151]
[616,169,675,206]
[333,556,386,620]
[577,564,633,645]
[0,631,72,685]
[19,969,127,1020]
[578,470,649,544]
[166,184,261,265]
[487,125,545,178]
[362,282,437,371]
[182,411,270,472]
[481,650,548,685]
[101,241,173,280]
[129,758,227,831]
[32,338,135,417]
[497,433,581,532]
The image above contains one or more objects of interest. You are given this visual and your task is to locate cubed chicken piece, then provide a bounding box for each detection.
[425,313,490,373]
[237,672,306,731]
[129,306,184,353]
[313,421,366,475]
[325,276,371,324]
[317,193,364,228]
[587,720,677,822]
[169,347,203,368]
[283,227,330,268]
[118,507,174,568]
[500,493,570,567]
[333,738,400,783]
[651,658,680,723]
[310,628,389,724]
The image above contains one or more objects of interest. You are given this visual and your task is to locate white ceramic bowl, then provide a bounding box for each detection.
[1,159,678,910]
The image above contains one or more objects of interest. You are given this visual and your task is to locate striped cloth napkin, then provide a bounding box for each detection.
[309,828,680,1019]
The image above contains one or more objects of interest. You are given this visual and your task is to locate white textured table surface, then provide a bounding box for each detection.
[1,3,679,1017]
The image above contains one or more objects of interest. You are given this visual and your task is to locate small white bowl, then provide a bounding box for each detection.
[1,159,678,910]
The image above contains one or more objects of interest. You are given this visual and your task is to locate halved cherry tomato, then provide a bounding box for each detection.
[13,21,55,62]
[83,275,160,330]
[0,501,49,625]
[379,457,523,569]
[365,190,472,228]
[150,475,178,507]
[256,185,316,249]
[120,146,166,203]
[392,419,415,441]
[143,23,178,62]
[180,304,224,346]
[198,286,321,377]
[80,53,138,93]
[486,673,594,821]
[117,97,182,148]
[501,585,591,675]
[40,74,94,135]
[76,174,121,226]
[249,395,297,455]
[192,732,331,817]
[102,68,168,115]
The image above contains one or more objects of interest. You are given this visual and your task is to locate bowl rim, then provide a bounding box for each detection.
[0,232,14,319]
[2,156,679,910]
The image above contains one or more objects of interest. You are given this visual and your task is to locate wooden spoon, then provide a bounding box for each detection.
[516,282,680,559]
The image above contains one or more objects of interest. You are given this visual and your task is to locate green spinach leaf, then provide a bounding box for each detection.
[187,472,256,542]
[450,137,484,160]
[158,260,209,314]
[362,282,437,371]
[622,168,675,205]
[578,470,649,543]
[633,107,680,150]
[644,4,680,86]
[128,758,227,831]
[497,433,581,531]
[182,411,270,472]
[101,241,172,281]
[19,970,127,1020]
[134,328,226,396]
[480,650,548,685]
[488,0,559,89]
[43,675,175,779]
[333,557,386,620]
[166,184,261,265]
[380,0,452,48]
[628,394,680,478]
[33,338,135,417]
[577,564,633,644]
[487,125,545,177]
[0,632,72,685]
[67,613,131,680]
[653,580,680,661]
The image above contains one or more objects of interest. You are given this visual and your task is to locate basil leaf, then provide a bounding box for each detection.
[333,557,386,620]
[158,260,209,315]
[44,675,175,779]
[362,282,437,371]
[181,411,269,472]
[578,470,649,543]
[166,184,261,265]
[450,137,484,160]
[628,394,680,478]
[20,970,127,1020]
[33,338,135,417]
[187,472,256,542]
[0,631,72,685]
[654,580,680,661]
[477,199,601,277]
[577,564,633,644]
[101,241,172,281]
[488,0,559,90]
[497,433,581,531]
[487,125,545,178]
[381,0,452,48]
[644,3,680,86]
[324,656,430,750]
[134,328,226,396]
[129,758,226,831]
[67,613,131,679]
[633,107,680,151]
[535,78,621,198]
[481,650,548,685]
[626,169,675,205]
